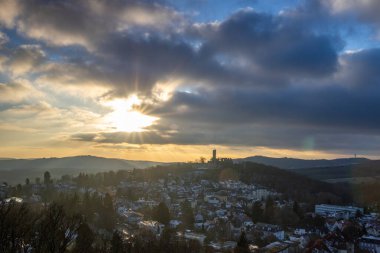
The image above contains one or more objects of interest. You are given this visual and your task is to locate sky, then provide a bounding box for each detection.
[1,0,380,162]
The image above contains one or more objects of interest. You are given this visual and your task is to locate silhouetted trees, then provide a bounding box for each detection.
[111,231,124,253]
[235,231,250,253]
[33,203,82,253]
[74,222,94,253]
[264,197,275,223]
[98,193,116,231]
[235,162,352,204]
[251,201,264,223]
[44,171,52,185]
[153,202,171,225]
[0,201,82,253]
[0,201,36,253]
[181,200,194,229]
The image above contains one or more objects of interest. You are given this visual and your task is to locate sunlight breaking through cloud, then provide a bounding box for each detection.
[101,96,158,133]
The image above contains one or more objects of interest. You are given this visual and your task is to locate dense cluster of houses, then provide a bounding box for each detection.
[1,170,379,253]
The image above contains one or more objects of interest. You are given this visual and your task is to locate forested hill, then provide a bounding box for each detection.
[0,156,165,184]
[292,160,380,181]
[234,156,369,169]
[231,162,352,204]
[133,162,355,205]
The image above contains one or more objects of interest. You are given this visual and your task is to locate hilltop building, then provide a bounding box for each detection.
[208,149,233,168]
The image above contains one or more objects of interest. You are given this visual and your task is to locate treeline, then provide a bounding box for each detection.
[70,164,195,188]
[233,162,380,212]
[64,162,377,210]
[233,162,354,205]
[352,182,380,211]
[249,197,326,231]
[1,201,87,253]
[0,199,204,253]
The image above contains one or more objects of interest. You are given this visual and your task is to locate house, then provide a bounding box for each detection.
[181,231,207,245]
[315,204,363,219]
[209,241,237,251]
[294,228,307,236]
[215,190,228,202]
[138,220,165,235]
[261,241,290,253]
[195,213,204,223]
[169,219,182,229]
[359,236,380,253]
[243,221,254,230]
[122,210,144,225]
[254,223,285,240]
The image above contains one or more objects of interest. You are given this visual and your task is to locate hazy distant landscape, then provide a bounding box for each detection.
[1,155,379,185]
[235,156,369,169]
[0,156,165,184]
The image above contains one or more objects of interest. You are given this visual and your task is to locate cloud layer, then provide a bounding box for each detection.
[1,0,380,159]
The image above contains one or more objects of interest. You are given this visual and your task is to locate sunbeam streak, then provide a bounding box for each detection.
[102,96,158,132]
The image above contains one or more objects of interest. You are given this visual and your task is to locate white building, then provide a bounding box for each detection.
[182,231,207,245]
[359,236,380,253]
[138,220,164,235]
[261,241,290,253]
[254,223,285,240]
[209,241,237,250]
[315,204,363,219]
[169,220,181,229]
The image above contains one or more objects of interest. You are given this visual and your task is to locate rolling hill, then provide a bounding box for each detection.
[234,155,369,170]
[0,156,165,185]
[292,160,380,182]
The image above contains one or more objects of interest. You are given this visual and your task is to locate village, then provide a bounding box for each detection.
[1,161,379,253]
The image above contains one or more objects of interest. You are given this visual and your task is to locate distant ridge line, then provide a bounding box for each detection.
[233,155,370,170]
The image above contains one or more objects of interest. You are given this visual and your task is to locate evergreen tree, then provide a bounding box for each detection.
[252,201,263,223]
[293,200,303,218]
[44,171,51,185]
[99,193,116,231]
[235,231,250,253]
[153,202,171,225]
[181,200,195,229]
[264,197,275,223]
[32,203,82,253]
[111,231,124,253]
[0,201,36,253]
[74,222,94,253]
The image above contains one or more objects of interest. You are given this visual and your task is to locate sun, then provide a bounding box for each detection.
[103,96,158,132]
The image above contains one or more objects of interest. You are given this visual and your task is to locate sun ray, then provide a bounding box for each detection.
[101,96,158,133]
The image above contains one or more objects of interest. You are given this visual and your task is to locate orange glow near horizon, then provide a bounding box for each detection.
[0,144,367,162]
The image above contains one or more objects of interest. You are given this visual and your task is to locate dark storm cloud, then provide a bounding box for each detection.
[339,48,380,87]
[151,83,380,132]
[71,45,380,152]
[4,0,344,93]
[193,8,342,79]
[49,7,344,96]
[1,0,345,95]
[70,125,380,155]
